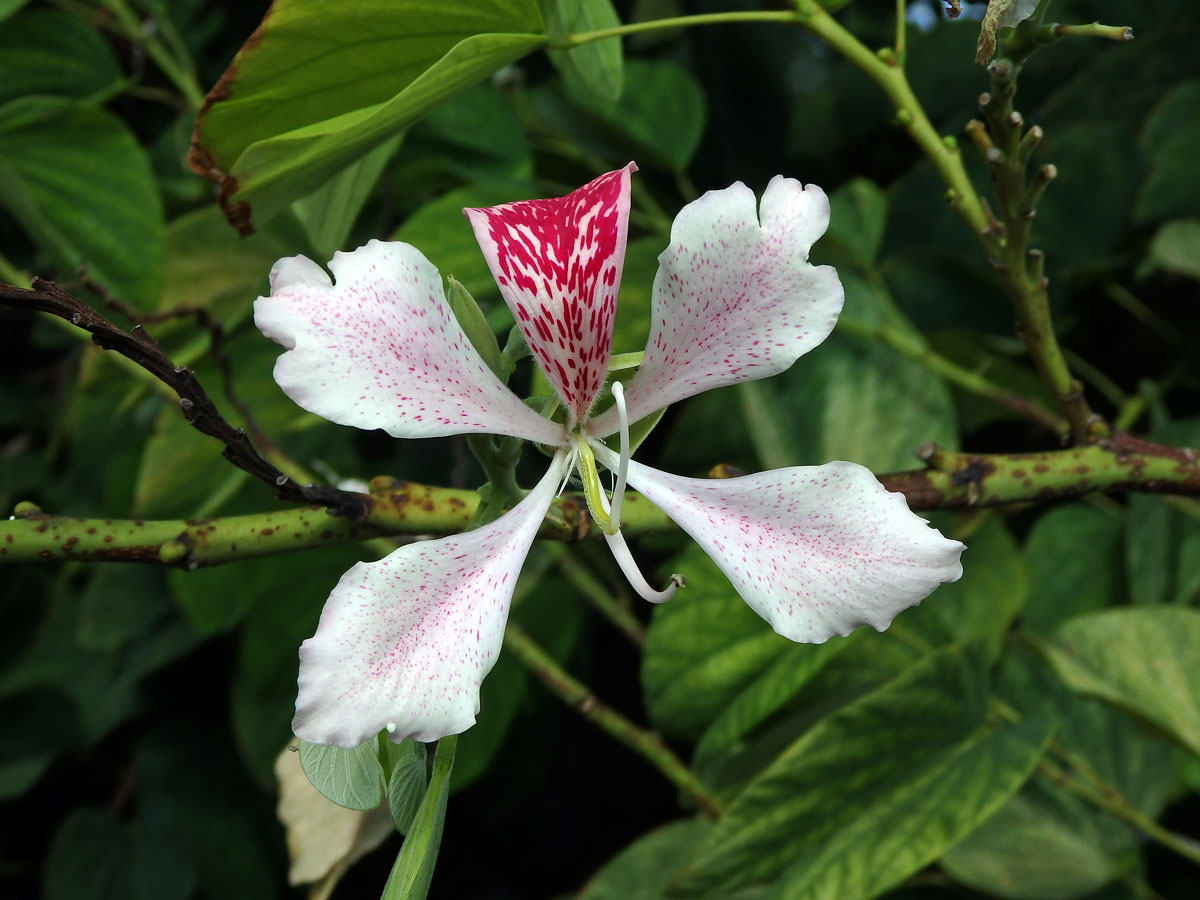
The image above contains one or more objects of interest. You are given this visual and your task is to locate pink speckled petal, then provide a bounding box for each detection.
[465,164,635,425]
[589,177,843,436]
[610,451,964,643]
[255,240,566,445]
[293,452,569,747]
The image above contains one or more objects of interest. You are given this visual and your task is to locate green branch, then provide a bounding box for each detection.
[789,0,1105,445]
[550,10,800,47]
[503,622,722,818]
[835,316,1067,434]
[7,434,1199,566]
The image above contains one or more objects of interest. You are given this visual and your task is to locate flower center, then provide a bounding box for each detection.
[572,381,683,604]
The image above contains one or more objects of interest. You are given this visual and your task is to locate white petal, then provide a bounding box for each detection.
[293,452,569,746]
[609,451,964,643]
[255,240,565,444]
[589,178,843,435]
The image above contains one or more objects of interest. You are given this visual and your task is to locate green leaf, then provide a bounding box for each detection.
[299,737,386,811]
[381,734,456,900]
[44,808,131,900]
[0,8,122,106]
[0,96,164,307]
[642,544,793,740]
[292,132,402,259]
[386,740,429,835]
[693,635,853,768]
[901,513,1024,660]
[0,0,32,24]
[0,688,76,798]
[1135,80,1200,224]
[825,178,888,270]
[1124,494,1173,605]
[1149,218,1200,281]
[578,819,711,900]
[231,546,367,780]
[761,272,957,470]
[555,60,707,172]
[1039,607,1200,758]
[943,645,1172,900]
[668,646,1052,899]
[543,0,624,102]
[393,180,534,306]
[1022,504,1123,634]
[192,1,547,228]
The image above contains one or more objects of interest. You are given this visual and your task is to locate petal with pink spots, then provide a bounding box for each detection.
[589,177,843,436]
[255,240,565,445]
[465,164,635,425]
[292,452,570,747]
[607,452,964,643]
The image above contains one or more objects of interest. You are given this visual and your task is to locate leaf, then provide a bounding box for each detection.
[292,132,402,259]
[387,740,429,834]
[1022,504,1123,634]
[551,59,707,172]
[1038,607,1200,758]
[380,734,456,900]
[693,635,854,768]
[900,513,1025,661]
[0,0,32,23]
[1135,80,1200,225]
[642,544,793,740]
[0,96,164,307]
[762,272,957,470]
[578,819,711,900]
[274,744,394,890]
[44,808,131,900]
[1149,218,1200,281]
[824,178,888,270]
[943,645,1173,900]
[299,737,386,811]
[543,0,624,102]
[392,180,534,305]
[190,0,547,230]
[0,8,122,106]
[668,645,1052,899]
[0,688,76,798]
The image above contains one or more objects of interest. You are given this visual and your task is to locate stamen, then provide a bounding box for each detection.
[602,527,685,604]
[607,381,631,528]
[574,435,615,534]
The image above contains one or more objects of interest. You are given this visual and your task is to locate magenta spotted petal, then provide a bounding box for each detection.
[465,163,635,425]
[256,240,565,445]
[589,176,842,436]
[293,452,570,747]
[601,450,965,643]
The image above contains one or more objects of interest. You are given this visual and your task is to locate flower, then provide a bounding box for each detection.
[255,163,964,747]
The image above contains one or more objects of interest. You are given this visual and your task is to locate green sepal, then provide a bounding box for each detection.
[446,276,502,377]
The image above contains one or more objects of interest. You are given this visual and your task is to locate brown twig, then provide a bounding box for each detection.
[0,279,368,520]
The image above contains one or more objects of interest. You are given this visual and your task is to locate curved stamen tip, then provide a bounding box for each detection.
[603,528,684,604]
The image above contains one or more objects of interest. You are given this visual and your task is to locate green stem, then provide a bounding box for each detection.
[100,0,205,109]
[0,480,675,568]
[1038,755,1200,867]
[991,698,1200,869]
[503,622,722,818]
[542,543,645,646]
[552,10,800,47]
[1050,22,1134,42]
[893,0,907,61]
[791,1,991,237]
[791,0,1103,444]
[8,434,1200,566]
[835,316,1067,434]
